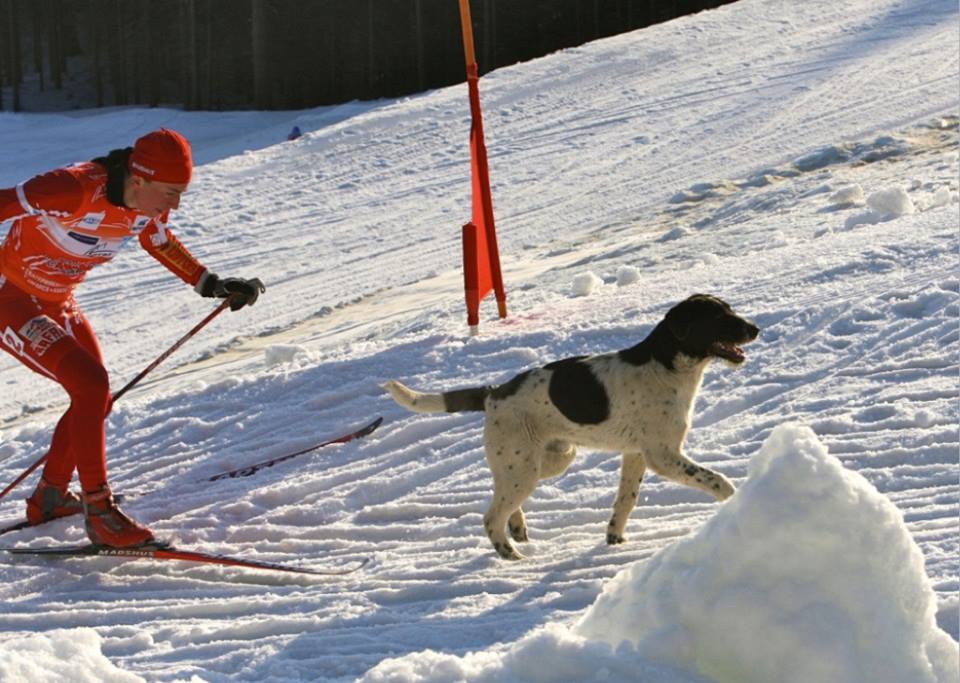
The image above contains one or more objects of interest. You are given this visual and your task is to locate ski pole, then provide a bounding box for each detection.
[0,298,234,503]
[109,296,234,406]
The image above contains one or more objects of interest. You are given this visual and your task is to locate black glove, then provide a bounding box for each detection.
[198,273,265,311]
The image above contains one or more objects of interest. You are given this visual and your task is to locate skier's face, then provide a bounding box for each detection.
[129,177,189,218]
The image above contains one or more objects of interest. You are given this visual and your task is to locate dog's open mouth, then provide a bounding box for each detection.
[711,341,747,364]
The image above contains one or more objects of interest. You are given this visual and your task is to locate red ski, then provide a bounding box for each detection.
[207,416,383,482]
[2,542,368,576]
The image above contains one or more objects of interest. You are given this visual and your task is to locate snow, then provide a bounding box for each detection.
[571,272,605,297]
[578,424,957,683]
[264,344,309,368]
[365,425,958,683]
[615,266,641,287]
[829,183,866,206]
[0,0,957,681]
[867,186,917,217]
[0,628,142,683]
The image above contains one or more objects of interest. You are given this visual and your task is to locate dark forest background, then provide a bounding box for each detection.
[0,0,735,112]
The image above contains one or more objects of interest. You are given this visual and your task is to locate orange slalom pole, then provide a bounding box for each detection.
[459,0,477,68]
[458,0,507,321]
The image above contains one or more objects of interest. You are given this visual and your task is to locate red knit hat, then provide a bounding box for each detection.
[129,129,193,184]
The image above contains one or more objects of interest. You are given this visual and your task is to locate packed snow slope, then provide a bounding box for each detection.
[0,0,956,421]
[364,426,959,683]
[0,0,957,682]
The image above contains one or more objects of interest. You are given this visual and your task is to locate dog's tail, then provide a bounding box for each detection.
[383,380,487,413]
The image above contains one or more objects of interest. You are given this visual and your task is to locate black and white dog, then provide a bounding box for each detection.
[384,294,760,560]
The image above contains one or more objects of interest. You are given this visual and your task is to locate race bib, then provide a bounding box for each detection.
[18,316,66,356]
[1,327,24,356]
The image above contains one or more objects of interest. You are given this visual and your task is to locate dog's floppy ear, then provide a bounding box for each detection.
[667,316,691,340]
[665,293,716,340]
[665,303,694,340]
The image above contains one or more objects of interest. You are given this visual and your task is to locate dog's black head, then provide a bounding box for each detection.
[664,294,759,365]
[619,294,760,369]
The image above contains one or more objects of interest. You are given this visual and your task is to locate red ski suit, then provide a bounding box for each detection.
[0,161,207,490]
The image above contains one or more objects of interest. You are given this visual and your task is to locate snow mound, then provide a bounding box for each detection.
[264,343,308,367]
[920,185,957,210]
[844,184,921,229]
[866,186,916,217]
[360,425,959,683]
[616,265,641,287]
[0,629,145,683]
[571,272,605,297]
[360,622,710,683]
[695,253,720,268]
[576,423,960,683]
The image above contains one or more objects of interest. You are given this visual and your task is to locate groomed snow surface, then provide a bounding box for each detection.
[0,0,957,681]
[366,425,957,683]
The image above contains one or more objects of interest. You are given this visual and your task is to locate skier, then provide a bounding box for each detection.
[0,128,265,547]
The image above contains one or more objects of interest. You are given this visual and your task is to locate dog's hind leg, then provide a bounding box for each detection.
[647,448,735,501]
[508,508,528,543]
[506,441,574,544]
[505,441,574,545]
[607,452,647,545]
[485,473,538,560]
[483,424,541,560]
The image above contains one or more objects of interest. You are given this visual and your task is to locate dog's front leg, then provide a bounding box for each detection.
[607,452,647,545]
[647,446,735,501]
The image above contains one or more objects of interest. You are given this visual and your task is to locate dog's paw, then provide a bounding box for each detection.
[508,523,529,543]
[606,533,626,545]
[493,542,524,561]
[714,479,736,501]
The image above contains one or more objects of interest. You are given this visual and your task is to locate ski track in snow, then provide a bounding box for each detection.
[0,0,957,681]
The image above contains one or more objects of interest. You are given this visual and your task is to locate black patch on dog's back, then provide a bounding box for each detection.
[546,357,609,425]
[490,371,531,401]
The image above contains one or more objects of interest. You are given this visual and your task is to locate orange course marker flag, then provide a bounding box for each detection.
[462,221,492,329]
[459,0,507,332]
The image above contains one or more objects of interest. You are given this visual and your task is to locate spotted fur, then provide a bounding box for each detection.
[384,294,760,560]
